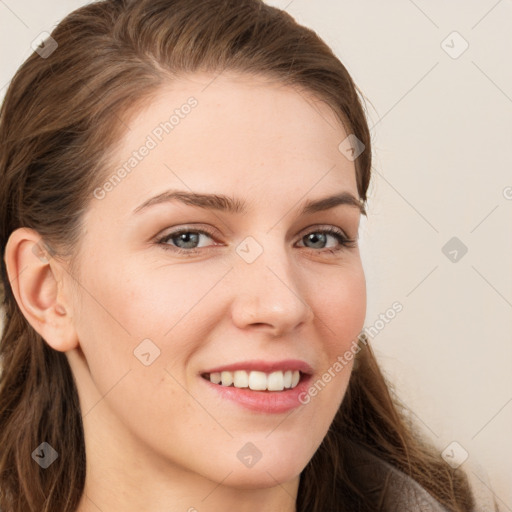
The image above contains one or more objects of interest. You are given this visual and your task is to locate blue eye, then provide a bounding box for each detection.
[298,227,357,253]
[156,226,357,256]
[160,229,214,251]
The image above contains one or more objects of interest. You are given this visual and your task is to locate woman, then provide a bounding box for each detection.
[0,0,494,511]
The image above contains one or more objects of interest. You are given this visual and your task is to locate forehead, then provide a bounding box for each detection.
[92,71,358,217]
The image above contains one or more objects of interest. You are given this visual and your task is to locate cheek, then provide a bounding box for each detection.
[72,258,228,385]
[297,261,365,411]
[315,262,366,350]
[77,255,215,338]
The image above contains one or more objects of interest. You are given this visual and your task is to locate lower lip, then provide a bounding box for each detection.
[200,374,312,414]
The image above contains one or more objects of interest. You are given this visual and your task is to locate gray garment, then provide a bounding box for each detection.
[346,443,451,512]
[345,442,500,511]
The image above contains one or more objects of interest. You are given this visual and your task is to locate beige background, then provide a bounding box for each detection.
[1,0,511,508]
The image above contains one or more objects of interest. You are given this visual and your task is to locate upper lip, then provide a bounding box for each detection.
[201,359,313,375]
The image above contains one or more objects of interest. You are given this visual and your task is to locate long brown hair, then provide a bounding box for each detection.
[0,1,480,511]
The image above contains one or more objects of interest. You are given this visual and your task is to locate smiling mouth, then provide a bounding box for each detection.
[201,369,304,392]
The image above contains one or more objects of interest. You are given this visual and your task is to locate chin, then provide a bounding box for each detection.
[216,465,302,490]
[199,446,312,489]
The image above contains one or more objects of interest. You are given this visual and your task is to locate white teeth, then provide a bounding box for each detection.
[291,370,300,388]
[221,371,233,386]
[267,371,284,391]
[210,372,221,385]
[208,369,302,391]
[233,370,249,388]
[248,371,267,391]
[283,370,292,388]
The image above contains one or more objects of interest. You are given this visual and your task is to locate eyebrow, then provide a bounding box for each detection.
[133,189,366,216]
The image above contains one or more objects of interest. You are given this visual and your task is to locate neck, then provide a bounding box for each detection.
[76,455,299,512]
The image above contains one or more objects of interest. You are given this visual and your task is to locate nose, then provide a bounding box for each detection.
[229,240,314,337]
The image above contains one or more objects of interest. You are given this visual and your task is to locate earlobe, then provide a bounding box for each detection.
[4,227,79,352]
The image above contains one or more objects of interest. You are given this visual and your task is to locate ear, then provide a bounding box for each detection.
[4,227,79,352]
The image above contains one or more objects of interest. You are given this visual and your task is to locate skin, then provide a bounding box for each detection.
[5,72,367,512]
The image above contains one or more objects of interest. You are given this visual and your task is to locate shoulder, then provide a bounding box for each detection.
[343,442,450,512]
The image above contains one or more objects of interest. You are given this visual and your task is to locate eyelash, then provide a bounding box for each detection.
[155,226,357,256]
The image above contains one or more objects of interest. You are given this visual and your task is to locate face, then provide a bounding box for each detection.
[65,72,366,489]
